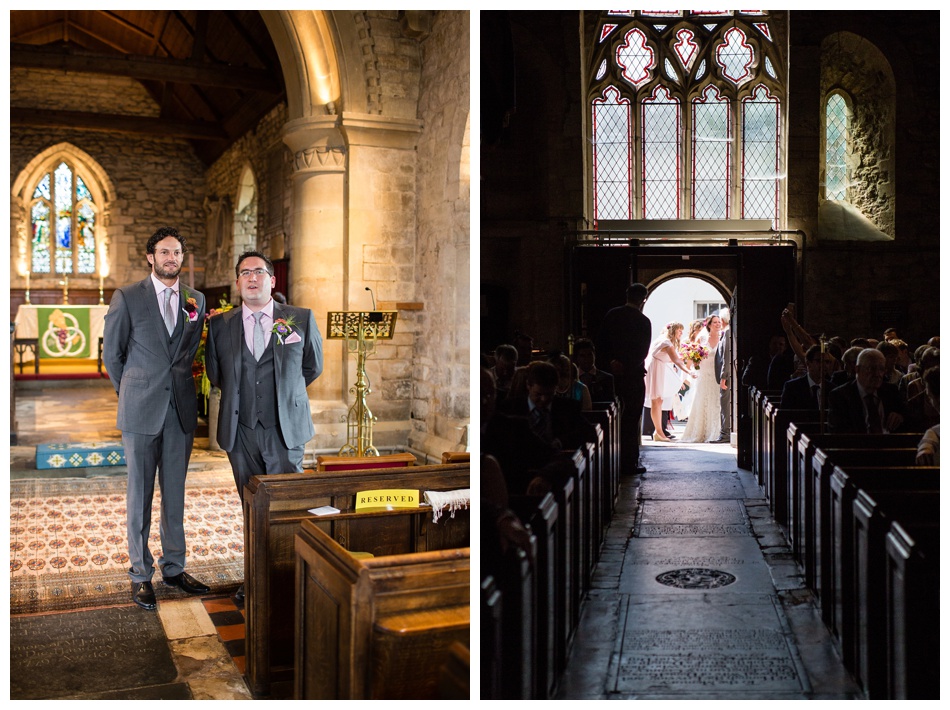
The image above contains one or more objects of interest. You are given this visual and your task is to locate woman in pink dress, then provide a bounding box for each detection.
[644,322,693,442]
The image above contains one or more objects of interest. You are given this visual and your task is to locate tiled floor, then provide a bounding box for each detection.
[203,594,247,675]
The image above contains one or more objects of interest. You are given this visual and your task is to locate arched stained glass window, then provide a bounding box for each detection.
[825,92,849,200]
[588,10,784,226]
[742,84,780,221]
[30,160,98,274]
[592,85,634,221]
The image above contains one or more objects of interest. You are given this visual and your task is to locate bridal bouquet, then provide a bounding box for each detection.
[680,342,709,369]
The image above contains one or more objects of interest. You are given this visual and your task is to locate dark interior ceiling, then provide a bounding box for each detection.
[10,10,286,166]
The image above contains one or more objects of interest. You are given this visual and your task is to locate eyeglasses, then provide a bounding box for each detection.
[239,268,271,278]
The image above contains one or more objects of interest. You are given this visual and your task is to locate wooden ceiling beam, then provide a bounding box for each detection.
[11,43,281,94]
[10,107,227,141]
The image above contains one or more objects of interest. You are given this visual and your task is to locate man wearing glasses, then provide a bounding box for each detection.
[205,250,324,603]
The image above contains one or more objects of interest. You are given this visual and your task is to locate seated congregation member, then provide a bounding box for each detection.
[779,344,837,410]
[768,307,812,389]
[876,340,903,386]
[742,333,786,392]
[830,346,862,388]
[499,360,597,452]
[905,348,939,431]
[551,352,592,411]
[915,366,939,466]
[481,368,560,496]
[827,348,906,433]
[573,337,616,403]
[492,343,519,401]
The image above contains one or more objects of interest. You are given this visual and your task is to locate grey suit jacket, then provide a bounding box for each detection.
[205,302,323,451]
[103,277,206,436]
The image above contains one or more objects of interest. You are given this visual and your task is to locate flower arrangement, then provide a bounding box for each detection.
[181,287,200,323]
[680,342,710,370]
[271,316,298,344]
[193,296,234,408]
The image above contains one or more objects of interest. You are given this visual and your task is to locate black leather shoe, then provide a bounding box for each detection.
[634,465,647,474]
[132,581,157,610]
[233,584,245,605]
[162,571,211,595]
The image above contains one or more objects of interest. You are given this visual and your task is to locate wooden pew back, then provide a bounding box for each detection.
[294,518,469,699]
[243,462,470,697]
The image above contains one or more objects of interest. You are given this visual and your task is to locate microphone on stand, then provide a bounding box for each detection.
[365,286,377,310]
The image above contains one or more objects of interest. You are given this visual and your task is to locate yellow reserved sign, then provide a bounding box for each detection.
[355,489,420,510]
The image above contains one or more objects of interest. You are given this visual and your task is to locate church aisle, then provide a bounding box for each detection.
[556,438,860,700]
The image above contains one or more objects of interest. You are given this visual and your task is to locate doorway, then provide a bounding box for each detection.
[568,240,797,468]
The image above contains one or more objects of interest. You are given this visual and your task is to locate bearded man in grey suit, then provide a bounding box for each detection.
[103,226,210,611]
[205,250,324,603]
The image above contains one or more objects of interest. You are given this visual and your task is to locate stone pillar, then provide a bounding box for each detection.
[283,116,347,411]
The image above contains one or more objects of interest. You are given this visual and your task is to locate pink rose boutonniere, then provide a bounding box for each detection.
[181,288,200,323]
[272,316,301,344]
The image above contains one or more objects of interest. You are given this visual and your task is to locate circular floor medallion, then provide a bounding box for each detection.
[655,567,737,589]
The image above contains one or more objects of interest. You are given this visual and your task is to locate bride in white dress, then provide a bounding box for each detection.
[672,319,704,422]
[680,315,725,443]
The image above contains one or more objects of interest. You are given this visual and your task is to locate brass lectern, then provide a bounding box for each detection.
[326,310,398,456]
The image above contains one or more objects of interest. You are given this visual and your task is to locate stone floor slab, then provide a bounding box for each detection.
[11,606,178,699]
[614,596,809,695]
[619,535,774,595]
[639,470,746,500]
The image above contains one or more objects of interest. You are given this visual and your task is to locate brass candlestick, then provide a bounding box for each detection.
[60,277,69,305]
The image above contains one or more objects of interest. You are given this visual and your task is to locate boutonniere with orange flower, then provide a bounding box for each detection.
[271,316,301,344]
[180,287,200,323]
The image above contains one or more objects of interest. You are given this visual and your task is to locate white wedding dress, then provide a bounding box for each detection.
[679,334,722,443]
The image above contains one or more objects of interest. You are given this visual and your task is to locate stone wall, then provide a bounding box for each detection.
[408,10,471,455]
[203,104,291,291]
[9,69,207,293]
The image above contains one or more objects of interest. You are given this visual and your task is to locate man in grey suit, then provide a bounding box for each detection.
[714,307,733,443]
[205,250,324,603]
[103,226,210,611]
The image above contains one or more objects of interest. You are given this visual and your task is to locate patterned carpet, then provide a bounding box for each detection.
[10,470,244,614]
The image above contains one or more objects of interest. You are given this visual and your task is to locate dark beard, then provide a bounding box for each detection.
[153,261,182,279]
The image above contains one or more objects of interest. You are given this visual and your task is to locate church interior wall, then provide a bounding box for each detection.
[9,69,208,296]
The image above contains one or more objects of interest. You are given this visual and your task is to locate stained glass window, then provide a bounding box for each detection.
[692,85,731,219]
[741,84,780,220]
[825,93,848,200]
[588,11,783,226]
[642,86,681,218]
[29,160,98,275]
[592,86,634,220]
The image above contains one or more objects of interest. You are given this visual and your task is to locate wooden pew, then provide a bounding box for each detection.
[294,517,469,699]
[884,519,940,699]
[786,420,823,564]
[510,493,559,699]
[438,641,470,699]
[852,487,940,699]
[794,432,921,590]
[243,462,470,697]
[766,406,820,527]
[584,422,605,552]
[551,464,576,672]
[316,452,416,470]
[827,466,939,673]
[751,388,781,486]
[588,401,620,527]
[810,447,919,624]
[496,528,537,699]
[480,575,503,699]
[568,448,590,602]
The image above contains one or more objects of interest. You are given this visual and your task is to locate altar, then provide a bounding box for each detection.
[13,304,109,362]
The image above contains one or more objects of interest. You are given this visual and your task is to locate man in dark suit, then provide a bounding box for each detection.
[572,337,616,403]
[103,226,209,611]
[596,283,652,474]
[713,307,734,443]
[828,348,906,433]
[780,344,837,411]
[499,360,596,453]
[206,250,323,602]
